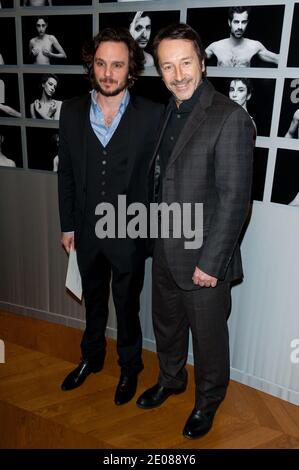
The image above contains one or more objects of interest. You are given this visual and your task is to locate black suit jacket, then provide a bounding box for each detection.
[149,80,254,290]
[58,93,164,251]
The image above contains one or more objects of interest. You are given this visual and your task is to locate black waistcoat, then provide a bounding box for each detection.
[85,114,129,227]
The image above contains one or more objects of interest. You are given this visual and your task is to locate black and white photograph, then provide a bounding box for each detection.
[187,5,283,68]
[278,78,299,139]
[252,147,268,202]
[22,1,91,5]
[23,73,91,119]
[26,127,59,171]
[287,3,299,67]
[271,149,299,207]
[99,10,180,67]
[0,125,22,168]
[209,77,275,137]
[0,18,17,65]
[0,1,14,8]
[22,15,92,65]
[0,73,21,118]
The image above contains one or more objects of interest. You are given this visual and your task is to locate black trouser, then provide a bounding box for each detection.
[76,236,145,376]
[152,239,231,412]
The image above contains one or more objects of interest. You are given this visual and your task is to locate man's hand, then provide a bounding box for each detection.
[192,266,218,288]
[61,232,75,254]
[129,11,143,38]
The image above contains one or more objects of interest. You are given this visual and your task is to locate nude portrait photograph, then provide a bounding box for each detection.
[187,5,284,68]
[22,14,92,65]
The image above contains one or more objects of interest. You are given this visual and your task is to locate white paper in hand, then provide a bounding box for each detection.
[65,249,82,301]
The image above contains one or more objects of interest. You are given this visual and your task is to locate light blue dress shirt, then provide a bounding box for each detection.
[89,88,130,148]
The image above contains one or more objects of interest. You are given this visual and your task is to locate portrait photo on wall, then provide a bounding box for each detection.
[287,3,299,67]
[209,77,275,137]
[0,18,17,65]
[271,149,299,207]
[0,125,22,168]
[278,78,299,139]
[22,15,92,65]
[23,73,91,120]
[26,127,60,172]
[0,1,14,8]
[187,5,283,68]
[0,73,21,118]
[22,1,91,5]
[99,10,180,67]
[251,147,268,202]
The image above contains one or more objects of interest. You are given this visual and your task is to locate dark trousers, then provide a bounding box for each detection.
[76,236,145,376]
[152,239,231,412]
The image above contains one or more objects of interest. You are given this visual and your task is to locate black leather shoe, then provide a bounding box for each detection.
[136,383,186,409]
[183,408,215,439]
[61,359,103,391]
[114,374,138,405]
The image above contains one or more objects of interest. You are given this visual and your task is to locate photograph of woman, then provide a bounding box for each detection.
[30,73,62,120]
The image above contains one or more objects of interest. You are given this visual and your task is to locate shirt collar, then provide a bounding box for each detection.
[90,88,130,114]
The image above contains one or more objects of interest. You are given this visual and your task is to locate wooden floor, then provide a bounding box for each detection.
[1,310,299,449]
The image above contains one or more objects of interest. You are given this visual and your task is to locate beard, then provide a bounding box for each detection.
[94,77,128,97]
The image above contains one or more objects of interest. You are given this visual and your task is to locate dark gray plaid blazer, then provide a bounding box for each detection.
[149,80,255,290]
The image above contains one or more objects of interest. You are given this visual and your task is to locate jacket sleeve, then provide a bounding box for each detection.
[57,101,75,232]
[196,107,254,279]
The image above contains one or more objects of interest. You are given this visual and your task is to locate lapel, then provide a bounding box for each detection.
[123,99,136,188]
[148,103,172,174]
[81,94,92,187]
[166,80,215,170]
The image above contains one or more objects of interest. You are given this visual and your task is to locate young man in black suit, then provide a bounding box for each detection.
[58,27,163,405]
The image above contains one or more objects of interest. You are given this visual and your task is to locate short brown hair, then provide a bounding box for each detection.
[82,27,145,88]
[152,23,206,77]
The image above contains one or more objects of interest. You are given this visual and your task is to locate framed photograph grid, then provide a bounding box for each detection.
[0,0,298,208]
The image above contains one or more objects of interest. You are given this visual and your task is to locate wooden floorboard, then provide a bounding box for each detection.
[0,310,299,449]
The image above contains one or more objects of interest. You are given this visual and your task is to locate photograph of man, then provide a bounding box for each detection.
[23,0,52,5]
[29,16,67,65]
[285,110,299,139]
[136,23,254,439]
[30,73,62,120]
[100,10,180,67]
[228,78,257,136]
[203,6,279,67]
[129,11,153,67]
[0,133,16,167]
[58,27,163,405]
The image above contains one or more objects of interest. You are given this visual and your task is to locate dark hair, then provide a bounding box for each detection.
[40,73,58,87]
[82,27,145,89]
[152,23,206,77]
[228,6,251,22]
[35,16,48,25]
[229,77,253,96]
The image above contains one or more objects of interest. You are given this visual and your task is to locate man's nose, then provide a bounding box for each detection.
[104,65,112,77]
[174,66,183,82]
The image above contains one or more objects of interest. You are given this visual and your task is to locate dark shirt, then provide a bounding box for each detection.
[159,80,207,175]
